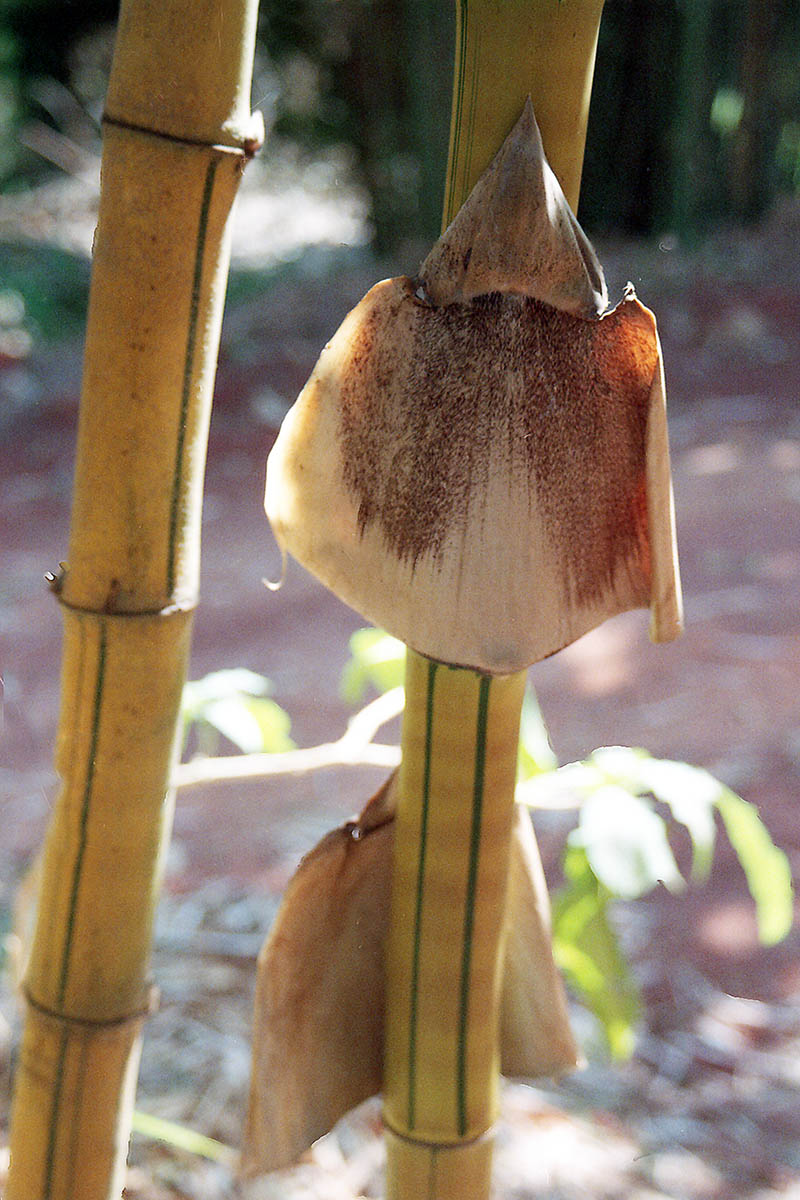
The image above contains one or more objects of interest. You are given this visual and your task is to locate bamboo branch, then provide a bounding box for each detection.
[173,687,403,787]
[175,739,400,787]
[174,743,401,788]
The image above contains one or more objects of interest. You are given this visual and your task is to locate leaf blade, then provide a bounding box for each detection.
[340,628,406,704]
[573,785,685,900]
[714,787,794,946]
[552,845,641,1059]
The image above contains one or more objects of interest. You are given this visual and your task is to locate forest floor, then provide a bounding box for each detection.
[1,172,799,1198]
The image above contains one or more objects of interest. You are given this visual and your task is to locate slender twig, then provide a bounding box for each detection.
[173,687,404,789]
[338,686,404,746]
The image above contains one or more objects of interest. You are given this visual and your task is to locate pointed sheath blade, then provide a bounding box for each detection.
[265,99,682,673]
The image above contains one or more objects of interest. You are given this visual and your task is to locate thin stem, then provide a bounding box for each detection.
[172,687,404,788]
[173,740,400,787]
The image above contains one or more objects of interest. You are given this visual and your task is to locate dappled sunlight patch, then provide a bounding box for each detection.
[556,615,640,697]
[684,441,742,477]
[698,900,763,957]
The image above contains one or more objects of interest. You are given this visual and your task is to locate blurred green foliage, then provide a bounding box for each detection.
[2,242,89,338]
[340,626,407,703]
[1,0,799,245]
[341,631,794,1058]
[181,668,295,757]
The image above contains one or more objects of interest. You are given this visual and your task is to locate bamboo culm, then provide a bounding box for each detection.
[384,654,526,1193]
[6,3,261,1197]
[382,2,605,1195]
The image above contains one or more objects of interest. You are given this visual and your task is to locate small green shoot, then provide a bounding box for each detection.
[131,1110,237,1167]
[522,746,793,1054]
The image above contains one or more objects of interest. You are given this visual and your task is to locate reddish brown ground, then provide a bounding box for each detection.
[1,206,798,1197]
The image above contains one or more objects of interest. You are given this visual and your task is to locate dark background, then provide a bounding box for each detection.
[1,0,799,247]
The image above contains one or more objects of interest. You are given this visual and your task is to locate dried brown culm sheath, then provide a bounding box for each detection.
[418,97,606,316]
[256,94,681,1187]
[241,777,578,1175]
[265,102,681,674]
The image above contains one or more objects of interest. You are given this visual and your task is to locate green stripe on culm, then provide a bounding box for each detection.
[407,657,438,1130]
[456,674,491,1136]
[42,1027,69,1200]
[427,1145,438,1199]
[46,618,107,1196]
[166,154,219,596]
[60,1031,90,1199]
[464,22,480,208]
[445,0,470,225]
[57,617,108,1007]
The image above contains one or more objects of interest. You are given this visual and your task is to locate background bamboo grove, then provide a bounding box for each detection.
[4,0,797,249]
[6,2,261,1196]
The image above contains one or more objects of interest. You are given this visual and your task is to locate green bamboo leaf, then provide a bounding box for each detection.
[552,844,640,1059]
[572,785,685,900]
[181,668,272,726]
[631,757,718,883]
[340,628,406,704]
[181,670,293,754]
[516,759,598,809]
[198,694,295,755]
[241,695,296,754]
[590,748,717,882]
[588,749,792,941]
[714,787,794,946]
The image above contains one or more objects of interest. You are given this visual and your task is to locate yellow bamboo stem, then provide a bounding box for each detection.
[384,4,606,1195]
[6,3,259,1197]
[443,0,605,220]
[384,653,526,1194]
